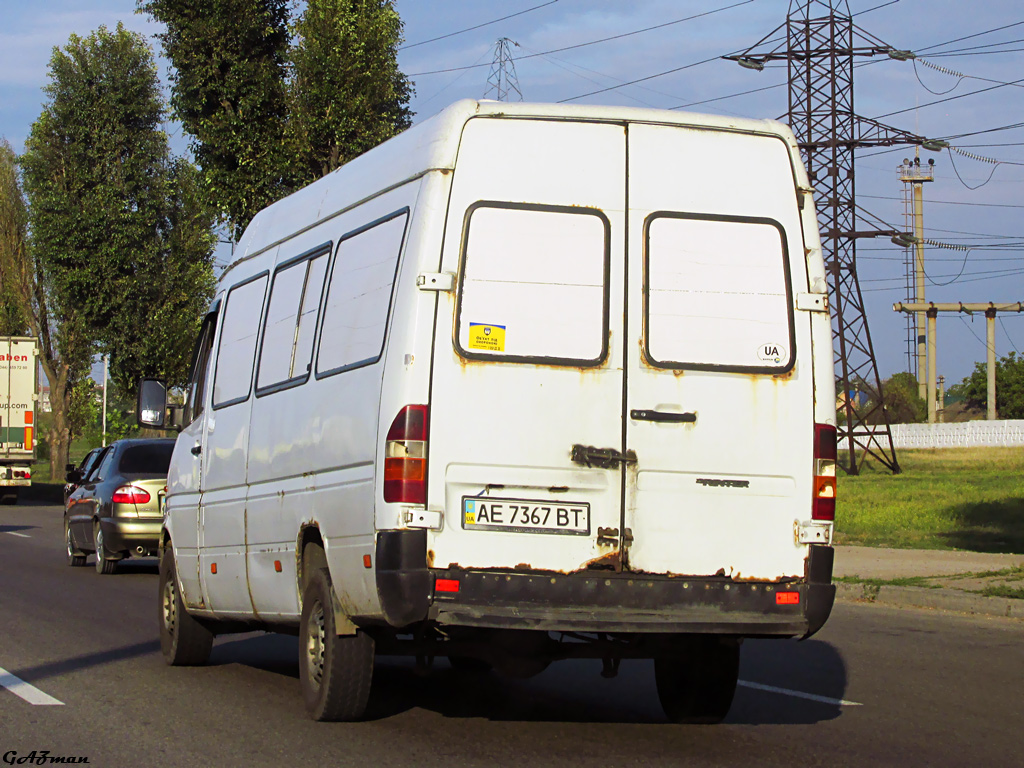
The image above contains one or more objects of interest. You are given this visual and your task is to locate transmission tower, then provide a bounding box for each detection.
[484,38,524,102]
[727,0,942,475]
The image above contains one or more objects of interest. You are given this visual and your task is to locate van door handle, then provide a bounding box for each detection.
[191,444,202,456]
[630,409,697,423]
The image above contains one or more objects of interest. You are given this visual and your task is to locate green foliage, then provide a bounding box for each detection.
[288,0,413,182]
[138,0,414,238]
[138,0,292,239]
[959,351,1024,419]
[20,24,215,402]
[881,371,926,424]
[0,141,29,336]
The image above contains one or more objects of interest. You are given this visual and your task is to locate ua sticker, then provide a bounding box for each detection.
[757,343,787,364]
[468,323,506,352]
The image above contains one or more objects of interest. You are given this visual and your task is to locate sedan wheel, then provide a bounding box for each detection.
[94,525,117,575]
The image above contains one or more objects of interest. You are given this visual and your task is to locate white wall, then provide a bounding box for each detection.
[887,420,1024,449]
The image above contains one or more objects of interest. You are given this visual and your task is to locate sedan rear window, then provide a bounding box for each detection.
[119,443,175,474]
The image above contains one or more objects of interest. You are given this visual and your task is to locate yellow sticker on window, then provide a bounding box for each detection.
[468,323,505,352]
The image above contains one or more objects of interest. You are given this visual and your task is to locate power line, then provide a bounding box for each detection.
[873,75,1024,120]
[915,19,1024,54]
[407,0,754,77]
[400,1,560,50]
[860,194,1024,210]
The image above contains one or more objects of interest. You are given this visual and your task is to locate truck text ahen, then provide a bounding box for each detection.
[138,99,838,724]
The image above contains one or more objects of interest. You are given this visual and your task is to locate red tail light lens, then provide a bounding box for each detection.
[813,423,837,521]
[112,486,151,505]
[384,405,428,504]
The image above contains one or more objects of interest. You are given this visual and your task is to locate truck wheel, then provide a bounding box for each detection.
[159,547,213,666]
[299,570,374,721]
[66,522,87,567]
[655,636,740,724]
[93,524,118,575]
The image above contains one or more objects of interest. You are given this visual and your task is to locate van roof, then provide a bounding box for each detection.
[227,100,798,273]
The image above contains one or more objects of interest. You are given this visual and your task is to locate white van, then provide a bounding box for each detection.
[139,99,837,724]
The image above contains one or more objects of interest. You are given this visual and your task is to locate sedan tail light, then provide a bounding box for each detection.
[112,486,151,505]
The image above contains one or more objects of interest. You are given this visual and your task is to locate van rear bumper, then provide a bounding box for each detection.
[428,568,834,637]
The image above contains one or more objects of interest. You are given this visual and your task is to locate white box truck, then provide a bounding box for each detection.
[139,100,838,723]
[1,336,38,505]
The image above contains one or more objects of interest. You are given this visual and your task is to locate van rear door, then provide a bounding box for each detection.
[623,123,813,580]
[427,117,627,574]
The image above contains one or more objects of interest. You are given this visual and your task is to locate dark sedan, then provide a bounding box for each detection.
[63,447,103,506]
[64,438,175,574]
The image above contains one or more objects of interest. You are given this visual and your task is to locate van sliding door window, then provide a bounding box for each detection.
[212,274,269,408]
[316,210,409,377]
[256,249,329,394]
[456,202,609,366]
[644,213,794,372]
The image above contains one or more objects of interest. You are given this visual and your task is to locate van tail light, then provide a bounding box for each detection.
[813,423,837,521]
[384,405,428,504]
[112,486,151,505]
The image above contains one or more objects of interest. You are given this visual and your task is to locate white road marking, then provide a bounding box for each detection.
[0,667,64,706]
[738,679,862,707]
[5,531,30,538]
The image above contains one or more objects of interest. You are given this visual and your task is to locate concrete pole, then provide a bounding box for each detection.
[927,308,938,424]
[937,375,945,423]
[986,308,997,420]
[101,354,108,447]
[914,183,926,399]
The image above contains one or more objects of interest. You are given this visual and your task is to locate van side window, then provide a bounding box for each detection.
[257,248,329,393]
[456,202,610,366]
[316,210,408,377]
[184,308,218,425]
[644,213,794,372]
[212,274,269,408]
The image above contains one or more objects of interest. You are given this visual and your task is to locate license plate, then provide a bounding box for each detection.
[462,497,590,535]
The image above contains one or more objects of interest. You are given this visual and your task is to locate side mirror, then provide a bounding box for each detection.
[168,404,185,431]
[138,378,168,428]
[65,469,82,484]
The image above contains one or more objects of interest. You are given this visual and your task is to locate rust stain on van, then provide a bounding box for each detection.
[426,549,435,567]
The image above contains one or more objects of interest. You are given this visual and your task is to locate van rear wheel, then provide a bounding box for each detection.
[299,570,374,721]
[159,547,213,666]
[655,636,740,724]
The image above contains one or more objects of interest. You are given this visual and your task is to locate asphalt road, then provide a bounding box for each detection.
[2,500,1022,768]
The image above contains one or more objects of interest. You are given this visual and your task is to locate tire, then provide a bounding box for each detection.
[299,569,374,722]
[655,636,740,724]
[66,522,87,567]
[159,547,213,666]
[94,524,118,575]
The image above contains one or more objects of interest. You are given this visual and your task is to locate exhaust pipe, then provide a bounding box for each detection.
[135,545,147,556]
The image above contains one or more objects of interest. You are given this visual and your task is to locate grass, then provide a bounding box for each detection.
[836,447,1024,553]
[979,585,1024,599]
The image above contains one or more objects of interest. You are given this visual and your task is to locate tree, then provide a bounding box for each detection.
[879,372,926,424]
[288,0,413,182]
[959,352,1024,419]
[0,139,94,478]
[137,0,292,239]
[19,24,216,470]
[138,0,414,237]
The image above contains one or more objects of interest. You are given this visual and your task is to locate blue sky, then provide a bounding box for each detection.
[1,0,1022,385]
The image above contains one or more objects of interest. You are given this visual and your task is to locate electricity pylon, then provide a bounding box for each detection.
[484,38,523,102]
[727,0,944,475]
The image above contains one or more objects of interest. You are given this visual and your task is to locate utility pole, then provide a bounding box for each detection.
[898,153,934,399]
[484,38,523,102]
[727,0,946,474]
[894,302,1024,422]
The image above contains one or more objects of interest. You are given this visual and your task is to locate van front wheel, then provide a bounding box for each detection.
[299,570,374,721]
[655,636,740,724]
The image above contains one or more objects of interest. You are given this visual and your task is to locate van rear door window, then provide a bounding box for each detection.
[213,274,269,408]
[257,249,329,393]
[456,202,609,365]
[644,213,794,372]
[316,210,408,377]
